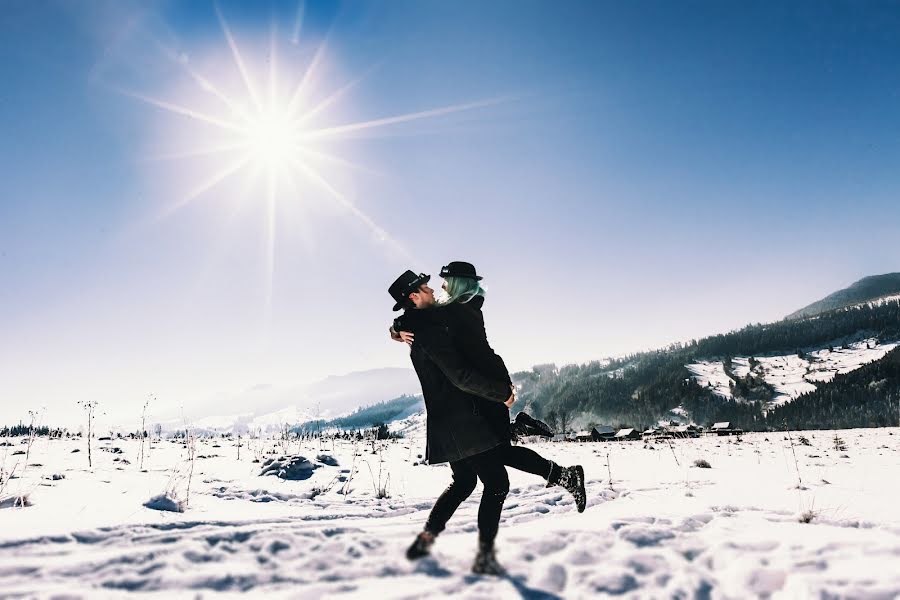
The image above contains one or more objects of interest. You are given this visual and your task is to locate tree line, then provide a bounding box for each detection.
[511,299,900,431]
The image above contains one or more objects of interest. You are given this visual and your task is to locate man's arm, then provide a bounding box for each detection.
[389,325,414,345]
[415,326,511,403]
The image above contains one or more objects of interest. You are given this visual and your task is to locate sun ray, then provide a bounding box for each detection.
[263,164,278,320]
[113,86,245,133]
[215,2,264,112]
[279,161,318,254]
[291,0,305,45]
[158,153,252,219]
[300,97,508,140]
[293,64,379,127]
[141,142,247,163]
[285,40,327,117]
[292,159,413,261]
[268,18,278,107]
[296,147,383,177]
[184,67,254,124]
[149,37,255,124]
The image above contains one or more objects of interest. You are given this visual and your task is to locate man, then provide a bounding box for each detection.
[388,269,515,575]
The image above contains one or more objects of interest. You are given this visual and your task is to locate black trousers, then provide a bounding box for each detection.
[500,443,554,480]
[424,443,553,544]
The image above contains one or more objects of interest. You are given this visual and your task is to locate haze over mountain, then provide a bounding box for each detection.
[786,273,900,320]
[84,273,900,435]
[168,367,419,434]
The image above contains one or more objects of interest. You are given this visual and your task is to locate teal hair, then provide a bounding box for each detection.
[438,276,486,305]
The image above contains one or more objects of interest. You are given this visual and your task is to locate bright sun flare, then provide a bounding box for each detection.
[245,110,296,169]
[118,5,504,309]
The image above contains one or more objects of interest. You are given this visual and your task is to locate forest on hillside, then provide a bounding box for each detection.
[511,299,900,431]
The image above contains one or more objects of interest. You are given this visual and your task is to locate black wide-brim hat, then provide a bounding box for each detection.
[388,270,431,311]
[439,261,482,281]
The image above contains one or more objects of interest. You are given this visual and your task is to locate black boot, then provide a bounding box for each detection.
[406,530,435,560]
[547,462,586,513]
[472,540,505,575]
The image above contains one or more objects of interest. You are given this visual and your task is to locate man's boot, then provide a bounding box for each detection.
[471,540,505,575]
[406,530,435,560]
[547,462,587,513]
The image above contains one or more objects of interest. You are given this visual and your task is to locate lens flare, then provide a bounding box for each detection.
[118,3,507,311]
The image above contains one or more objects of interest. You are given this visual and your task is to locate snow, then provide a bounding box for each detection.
[858,293,900,310]
[687,338,899,406]
[685,361,734,398]
[1,426,899,598]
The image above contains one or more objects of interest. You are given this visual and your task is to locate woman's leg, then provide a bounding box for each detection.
[498,443,558,481]
[497,443,587,513]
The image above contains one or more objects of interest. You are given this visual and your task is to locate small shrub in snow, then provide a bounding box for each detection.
[316,454,339,466]
[259,456,319,480]
[0,495,32,508]
[693,459,711,469]
[144,493,185,513]
[798,436,811,446]
[799,509,817,524]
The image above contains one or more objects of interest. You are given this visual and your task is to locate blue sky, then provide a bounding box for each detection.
[2,0,900,424]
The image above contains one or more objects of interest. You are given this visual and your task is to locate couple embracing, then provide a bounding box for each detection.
[387,261,586,575]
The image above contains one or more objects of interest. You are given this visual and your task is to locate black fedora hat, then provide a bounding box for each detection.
[388,270,431,311]
[439,261,482,281]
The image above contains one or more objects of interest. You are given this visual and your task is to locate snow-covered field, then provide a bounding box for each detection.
[1,425,899,599]
[687,338,899,406]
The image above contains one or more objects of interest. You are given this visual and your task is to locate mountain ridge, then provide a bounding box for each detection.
[787,272,900,320]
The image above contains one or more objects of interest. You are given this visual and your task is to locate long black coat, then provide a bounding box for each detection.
[443,297,513,442]
[393,307,510,464]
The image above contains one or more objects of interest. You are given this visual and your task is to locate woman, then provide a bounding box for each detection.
[394,262,587,560]
[389,270,515,575]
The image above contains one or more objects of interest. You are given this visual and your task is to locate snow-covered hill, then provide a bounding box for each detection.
[687,337,899,408]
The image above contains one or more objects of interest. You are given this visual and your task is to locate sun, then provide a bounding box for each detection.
[244,108,296,170]
[117,4,505,310]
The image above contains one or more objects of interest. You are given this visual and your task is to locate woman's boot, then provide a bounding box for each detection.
[547,462,587,513]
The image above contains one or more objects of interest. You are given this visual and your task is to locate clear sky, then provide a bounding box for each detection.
[2,0,900,426]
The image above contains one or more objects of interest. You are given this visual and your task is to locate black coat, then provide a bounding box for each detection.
[443,297,513,442]
[393,307,510,464]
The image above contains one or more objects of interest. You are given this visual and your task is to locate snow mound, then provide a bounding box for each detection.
[316,453,339,466]
[258,455,320,480]
[144,494,185,513]
[0,495,32,509]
